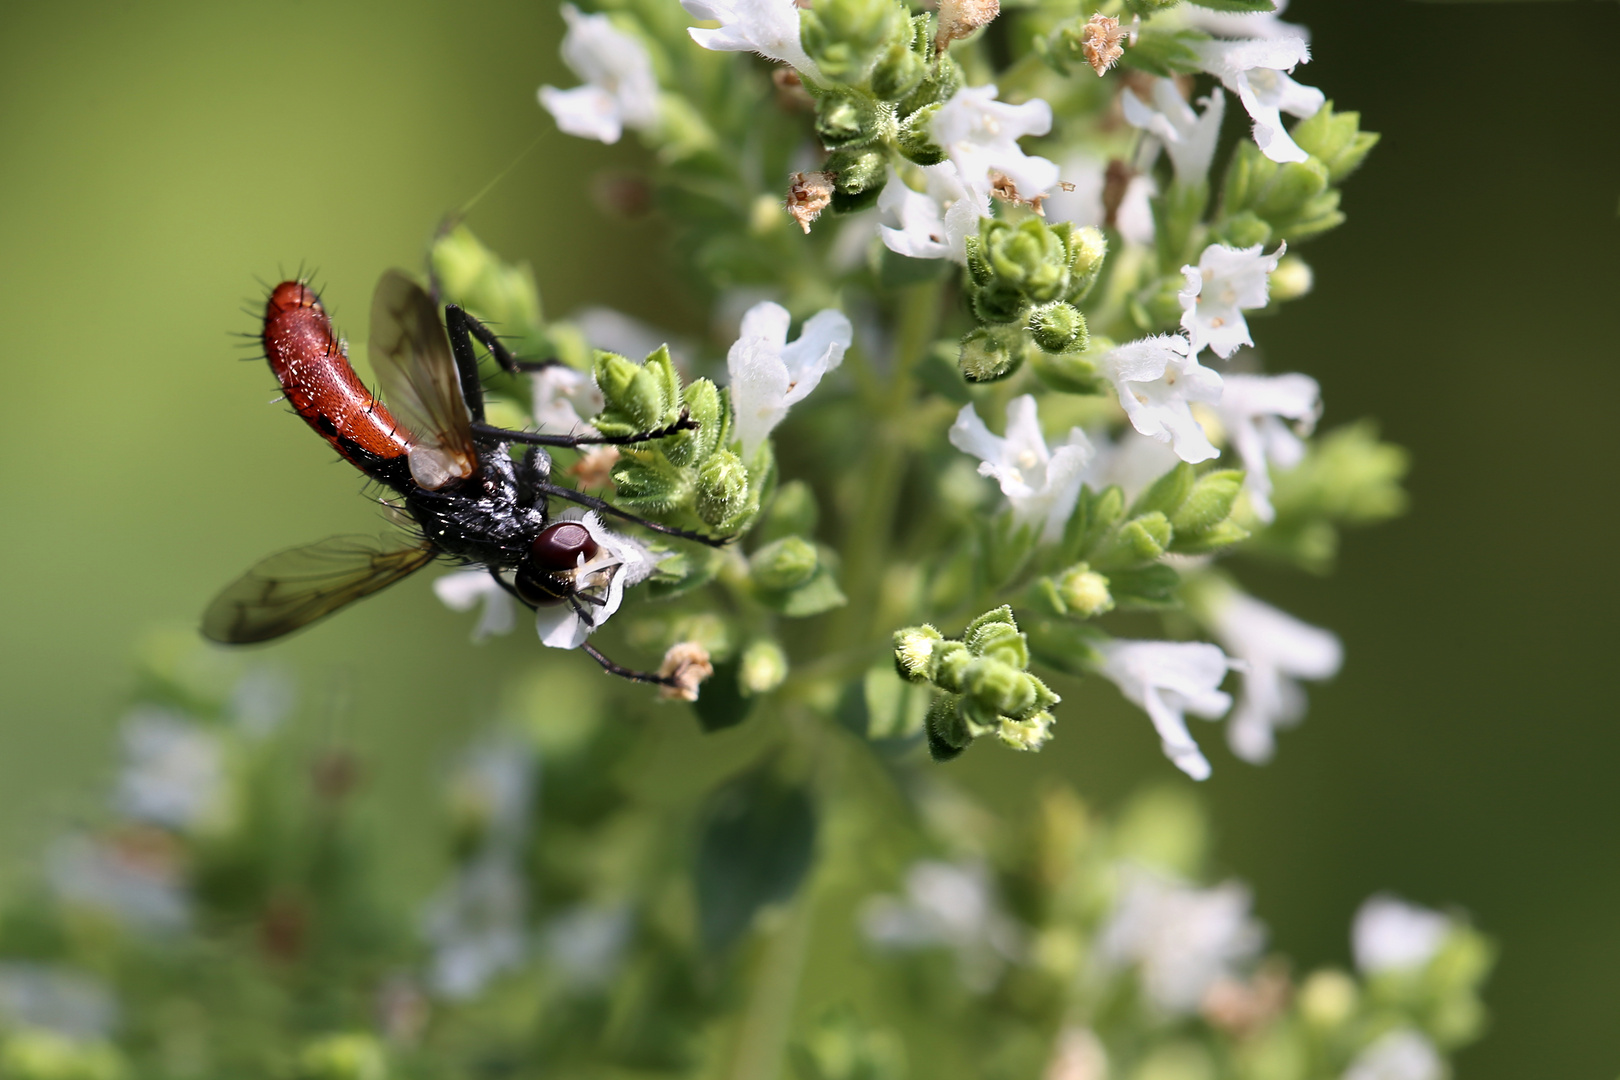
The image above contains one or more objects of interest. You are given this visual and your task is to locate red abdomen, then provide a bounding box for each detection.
[262,282,413,470]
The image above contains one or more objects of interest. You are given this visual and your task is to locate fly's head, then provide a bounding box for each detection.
[514,519,623,609]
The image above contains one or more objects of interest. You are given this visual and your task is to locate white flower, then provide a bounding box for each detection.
[1083,426,1184,504]
[530,363,604,436]
[1214,371,1320,522]
[680,0,822,83]
[0,964,118,1039]
[1342,1029,1445,1080]
[541,904,633,993]
[725,300,852,456]
[1178,0,1309,43]
[422,856,528,1000]
[1115,171,1158,247]
[1179,242,1286,359]
[877,164,989,264]
[446,735,535,852]
[1039,151,1105,226]
[48,834,189,934]
[1096,868,1264,1014]
[1203,585,1341,764]
[860,860,1020,992]
[1353,895,1451,975]
[1122,79,1226,185]
[948,395,1093,542]
[930,85,1061,201]
[538,5,660,144]
[1092,639,1236,780]
[114,708,228,833]
[433,568,517,642]
[572,306,686,370]
[533,511,656,650]
[1098,335,1223,464]
[1195,37,1324,164]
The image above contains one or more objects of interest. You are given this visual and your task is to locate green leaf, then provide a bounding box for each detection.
[754,559,848,617]
[1185,0,1275,11]
[695,766,816,952]
[1119,26,1209,77]
[1108,564,1183,610]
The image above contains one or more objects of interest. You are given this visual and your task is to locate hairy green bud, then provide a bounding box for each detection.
[895,103,945,165]
[739,639,789,696]
[926,693,971,761]
[824,146,889,211]
[998,710,1054,751]
[1291,100,1380,184]
[1055,563,1113,618]
[800,0,907,86]
[869,20,928,100]
[982,218,1069,302]
[696,449,751,529]
[1028,301,1088,354]
[965,620,1028,669]
[749,536,818,591]
[897,53,962,115]
[928,640,971,693]
[1063,224,1108,302]
[1170,469,1244,536]
[964,657,1034,718]
[816,91,888,151]
[893,624,944,683]
[957,326,1027,383]
[594,350,668,430]
[671,377,723,466]
[431,225,544,342]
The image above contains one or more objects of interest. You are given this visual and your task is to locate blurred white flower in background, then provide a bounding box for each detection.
[1211,371,1320,523]
[1341,1028,1445,1080]
[539,5,660,144]
[681,0,823,82]
[861,859,1021,992]
[1092,639,1236,780]
[1123,80,1226,185]
[433,569,517,643]
[1353,895,1450,975]
[114,708,228,833]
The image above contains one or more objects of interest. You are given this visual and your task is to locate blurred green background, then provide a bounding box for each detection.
[0,1,1614,1076]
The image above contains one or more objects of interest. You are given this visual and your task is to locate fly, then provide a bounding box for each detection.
[202,270,724,687]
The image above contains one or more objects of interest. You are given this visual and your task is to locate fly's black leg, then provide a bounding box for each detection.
[471,410,698,449]
[536,482,732,548]
[580,642,680,689]
[442,305,496,424]
[514,445,554,510]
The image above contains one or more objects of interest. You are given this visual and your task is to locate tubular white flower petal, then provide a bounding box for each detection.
[949,396,1093,540]
[1342,1029,1444,1080]
[681,0,823,82]
[540,6,660,144]
[1093,639,1236,780]
[1195,37,1323,165]
[1215,371,1319,523]
[434,568,517,642]
[1205,585,1340,763]
[1178,0,1309,43]
[530,363,604,436]
[878,163,988,264]
[1100,335,1222,463]
[539,84,626,143]
[1352,895,1450,975]
[1122,81,1225,185]
[931,85,1060,200]
[1179,242,1285,360]
[726,301,851,456]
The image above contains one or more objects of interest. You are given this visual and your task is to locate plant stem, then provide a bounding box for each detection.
[723,872,815,1080]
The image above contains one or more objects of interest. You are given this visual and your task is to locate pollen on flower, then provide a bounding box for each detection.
[1081,14,1126,77]
[785,171,837,234]
[935,0,1000,54]
[658,642,714,701]
[568,445,620,490]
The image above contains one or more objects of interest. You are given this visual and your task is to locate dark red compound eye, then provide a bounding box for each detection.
[531,522,599,571]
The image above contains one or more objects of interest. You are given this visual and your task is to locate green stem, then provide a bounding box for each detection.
[723,892,814,1080]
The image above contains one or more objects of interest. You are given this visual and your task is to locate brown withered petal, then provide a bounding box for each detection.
[1102,158,1134,229]
[935,0,1000,53]
[785,170,837,234]
[568,446,620,491]
[659,642,714,702]
[1081,13,1126,77]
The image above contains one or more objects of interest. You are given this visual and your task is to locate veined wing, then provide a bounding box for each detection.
[369,269,477,490]
[202,536,436,644]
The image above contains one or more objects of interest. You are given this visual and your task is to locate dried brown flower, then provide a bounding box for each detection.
[658,642,714,701]
[1081,13,1126,77]
[1201,964,1293,1038]
[568,445,620,490]
[785,170,837,234]
[1102,158,1134,229]
[935,0,1000,53]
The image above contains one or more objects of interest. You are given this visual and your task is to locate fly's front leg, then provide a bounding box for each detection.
[535,482,732,548]
[470,411,698,450]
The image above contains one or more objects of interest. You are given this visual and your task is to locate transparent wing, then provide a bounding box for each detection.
[369,269,477,488]
[202,536,437,644]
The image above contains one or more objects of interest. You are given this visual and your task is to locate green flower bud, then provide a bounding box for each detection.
[958,326,1027,383]
[1124,0,1181,13]
[816,91,890,151]
[1131,462,1195,519]
[1056,563,1113,618]
[593,349,673,430]
[926,693,971,761]
[1270,255,1313,302]
[1217,210,1273,249]
[1291,100,1380,184]
[1027,301,1088,354]
[670,377,722,467]
[696,449,751,528]
[1094,511,1172,569]
[928,640,971,693]
[611,453,691,514]
[749,535,818,591]
[800,0,907,86]
[965,621,1028,669]
[1298,970,1358,1032]
[824,146,888,209]
[895,104,945,165]
[1170,469,1244,536]
[982,218,1069,302]
[964,657,1035,718]
[738,639,789,696]
[296,1034,387,1080]
[897,52,962,115]
[431,225,544,338]
[1063,225,1108,302]
[1029,335,1105,395]
[869,26,928,101]
[998,710,1054,751]
[893,624,944,683]
[0,1032,126,1080]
